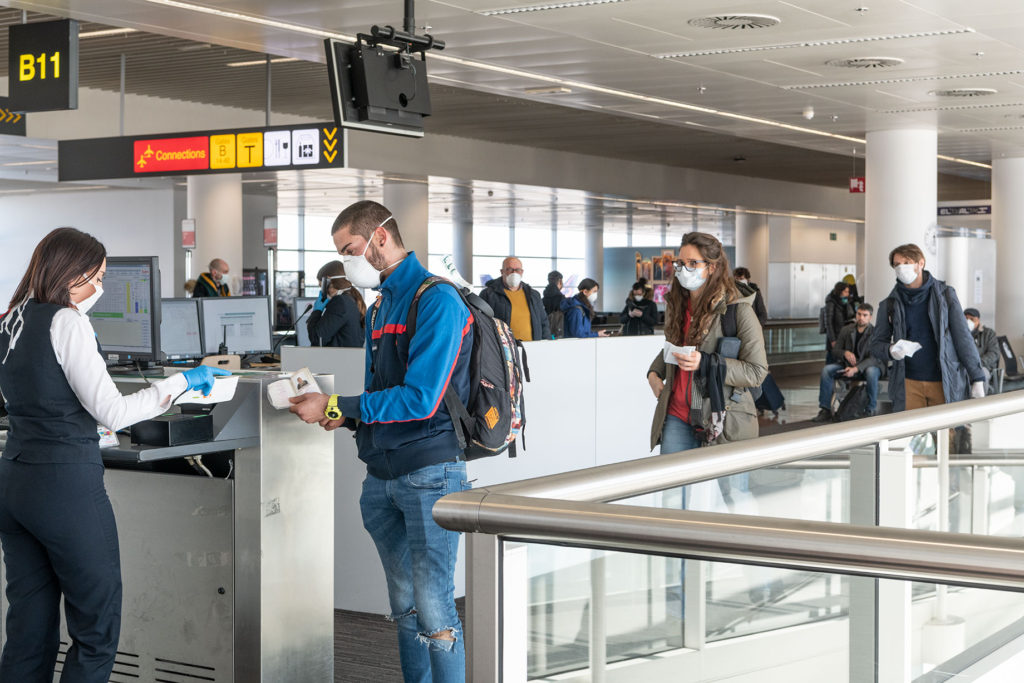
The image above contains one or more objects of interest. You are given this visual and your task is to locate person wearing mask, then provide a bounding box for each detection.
[307,260,366,348]
[733,267,767,326]
[963,307,999,388]
[192,258,230,297]
[0,228,228,682]
[870,243,986,412]
[646,232,768,456]
[813,303,882,421]
[288,200,472,682]
[479,257,550,341]
[542,270,565,314]
[824,281,855,363]
[621,278,658,336]
[561,278,611,338]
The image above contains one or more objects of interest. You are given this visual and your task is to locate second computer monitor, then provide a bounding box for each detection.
[199,296,273,356]
[160,298,204,360]
[292,297,318,347]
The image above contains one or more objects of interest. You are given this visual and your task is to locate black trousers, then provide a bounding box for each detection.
[0,458,121,683]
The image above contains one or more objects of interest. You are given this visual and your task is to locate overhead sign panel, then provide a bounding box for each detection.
[8,19,78,112]
[59,122,343,181]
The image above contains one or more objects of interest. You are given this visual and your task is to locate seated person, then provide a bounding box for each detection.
[813,303,882,421]
[964,307,998,387]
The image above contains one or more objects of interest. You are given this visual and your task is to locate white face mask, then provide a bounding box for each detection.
[504,273,523,290]
[737,278,748,285]
[633,295,644,302]
[676,267,706,291]
[587,291,598,304]
[76,279,103,315]
[966,319,977,332]
[894,263,918,285]
[341,216,399,289]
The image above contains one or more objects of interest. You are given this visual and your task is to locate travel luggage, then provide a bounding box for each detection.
[754,373,785,414]
[833,383,868,422]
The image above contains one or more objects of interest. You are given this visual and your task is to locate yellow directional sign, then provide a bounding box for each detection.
[0,97,27,136]
[322,127,339,163]
[236,132,263,168]
[210,134,235,169]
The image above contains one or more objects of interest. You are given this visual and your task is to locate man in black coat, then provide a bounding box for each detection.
[480,257,551,341]
[193,258,230,297]
[814,303,882,421]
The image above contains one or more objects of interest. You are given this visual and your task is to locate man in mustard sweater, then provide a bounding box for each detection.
[480,256,550,341]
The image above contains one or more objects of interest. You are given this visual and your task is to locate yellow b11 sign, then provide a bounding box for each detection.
[8,19,78,112]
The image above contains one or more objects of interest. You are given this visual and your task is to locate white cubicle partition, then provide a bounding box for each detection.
[283,335,664,614]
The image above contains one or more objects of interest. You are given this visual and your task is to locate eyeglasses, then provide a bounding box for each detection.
[672,258,708,272]
[503,267,524,274]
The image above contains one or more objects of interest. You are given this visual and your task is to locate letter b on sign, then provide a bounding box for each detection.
[19,54,35,81]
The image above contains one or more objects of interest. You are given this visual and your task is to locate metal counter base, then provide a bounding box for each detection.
[0,374,335,683]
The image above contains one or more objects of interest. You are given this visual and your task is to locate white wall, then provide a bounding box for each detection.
[0,186,177,305]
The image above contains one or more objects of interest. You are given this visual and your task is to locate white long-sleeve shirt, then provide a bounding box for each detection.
[51,307,188,432]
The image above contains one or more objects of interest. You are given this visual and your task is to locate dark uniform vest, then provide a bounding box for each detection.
[0,300,101,464]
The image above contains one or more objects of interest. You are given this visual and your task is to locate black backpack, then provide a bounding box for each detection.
[406,277,530,459]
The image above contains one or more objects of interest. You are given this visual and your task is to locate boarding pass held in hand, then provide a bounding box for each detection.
[267,367,321,409]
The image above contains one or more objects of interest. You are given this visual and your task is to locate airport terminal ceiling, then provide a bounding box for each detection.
[6,1,1024,198]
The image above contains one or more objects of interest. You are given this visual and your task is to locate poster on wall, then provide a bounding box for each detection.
[634,250,677,286]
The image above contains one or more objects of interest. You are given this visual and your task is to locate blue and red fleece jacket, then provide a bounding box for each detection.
[338,253,473,480]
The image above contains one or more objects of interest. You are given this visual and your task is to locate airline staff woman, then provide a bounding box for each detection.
[0,228,228,683]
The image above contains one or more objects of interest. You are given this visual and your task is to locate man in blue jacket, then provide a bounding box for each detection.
[870,243,985,412]
[290,200,473,682]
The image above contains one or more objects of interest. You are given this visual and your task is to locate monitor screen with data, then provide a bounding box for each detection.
[199,296,273,356]
[88,256,161,364]
[160,298,204,360]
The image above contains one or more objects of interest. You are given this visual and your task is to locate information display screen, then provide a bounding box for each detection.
[292,297,317,347]
[199,296,273,356]
[160,298,204,360]
[89,257,161,363]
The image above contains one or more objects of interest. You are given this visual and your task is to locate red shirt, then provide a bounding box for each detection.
[667,304,693,424]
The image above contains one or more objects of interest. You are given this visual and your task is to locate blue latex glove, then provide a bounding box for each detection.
[313,291,329,312]
[182,366,231,396]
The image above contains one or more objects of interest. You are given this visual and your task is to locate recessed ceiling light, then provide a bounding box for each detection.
[523,86,572,95]
[930,87,997,97]
[1,160,56,166]
[226,57,301,67]
[785,69,1024,90]
[480,0,627,16]
[688,14,781,30]
[826,57,904,69]
[79,27,138,38]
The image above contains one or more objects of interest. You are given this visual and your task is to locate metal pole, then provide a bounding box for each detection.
[119,54,126,136]
[936,427,950,620]
[404,0,416,34]
[466,533,501,683]
[588,553,606,683]
[184,251,192,283]
[265,55,271,127]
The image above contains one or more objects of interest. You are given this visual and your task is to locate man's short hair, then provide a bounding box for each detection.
[733,267,751,279]
[331,200,404,247]
[857,302,874,314]
[964,307,981,319]
[888,243,925,267]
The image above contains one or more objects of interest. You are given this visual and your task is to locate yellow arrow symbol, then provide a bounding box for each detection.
[323,149,338,163]
[323,127,337,140]
[4,111,12,123]
[324,138,337,152]
[11,113,21,123]
[0,109,7,122]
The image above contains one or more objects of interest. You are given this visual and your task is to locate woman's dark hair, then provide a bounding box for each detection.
[734,267,751,280]
[664,232,737,346]
[578,278,599,292]
[315,260,367,321]
[575,278,599,318]
[631,278,653,300]
[9,227,106,310]
[831,281,850,298]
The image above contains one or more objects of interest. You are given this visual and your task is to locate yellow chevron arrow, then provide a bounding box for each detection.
[324,138,337,152]
[323,149,337,163]
[11,113,21,124]
[4,111,12,123]
[0,109,7,122]
[323,127,337,140]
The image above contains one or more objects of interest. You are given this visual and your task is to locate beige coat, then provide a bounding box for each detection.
[648,293,768,450]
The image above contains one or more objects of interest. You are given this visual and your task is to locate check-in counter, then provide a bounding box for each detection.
[283,335,664,614]
[0,372,334,683]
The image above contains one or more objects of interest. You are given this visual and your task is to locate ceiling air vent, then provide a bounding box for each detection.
[688,14,780,30]
[826,57,904,69]
[930,87,997,97]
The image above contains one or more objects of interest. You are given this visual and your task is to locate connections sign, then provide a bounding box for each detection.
[59,122,345,181]
[8,19,78,112]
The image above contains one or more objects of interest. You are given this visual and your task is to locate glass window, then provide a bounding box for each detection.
[474,222,510,257]
[556,258,586,291]
[277,214,300,250]
[303,214,336,252]
[514,225,551,258]
[276,250,300,271]
[473,256,504,287]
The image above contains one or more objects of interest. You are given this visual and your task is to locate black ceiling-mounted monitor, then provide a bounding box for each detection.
[89,256,161,366]
[325,37,431,138]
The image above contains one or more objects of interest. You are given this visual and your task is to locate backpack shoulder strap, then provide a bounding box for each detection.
[406,276,455,338]
[722,303,738,338]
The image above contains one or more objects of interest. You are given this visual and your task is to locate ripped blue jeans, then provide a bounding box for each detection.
[360,461,469,683]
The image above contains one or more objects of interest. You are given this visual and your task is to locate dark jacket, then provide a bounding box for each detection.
[834,322,881,373]
[307,294,364,348]
[972,325,999,372]
[479,278,550,341]
[621,297,658,336]
[735,281,768,326]
[193,272,229,297]
[647,293,768,450]
[870,272,985,412]
[561,294,597,338]
[542,284,565,314]
[336,253,473,480]
[824,291,855,343]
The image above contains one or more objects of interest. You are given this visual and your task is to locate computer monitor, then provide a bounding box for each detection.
[160,298,204,360]
[199,296,273,356]
[292,297,317,347]
[88,256,161,365]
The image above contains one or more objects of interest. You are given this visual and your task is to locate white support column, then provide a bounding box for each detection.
[863,128,937,307]
[992,156,1024,350]
[187,174,242,294]
[383,175,429,263]
[584,195,604,309]
[452,182,474,285]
